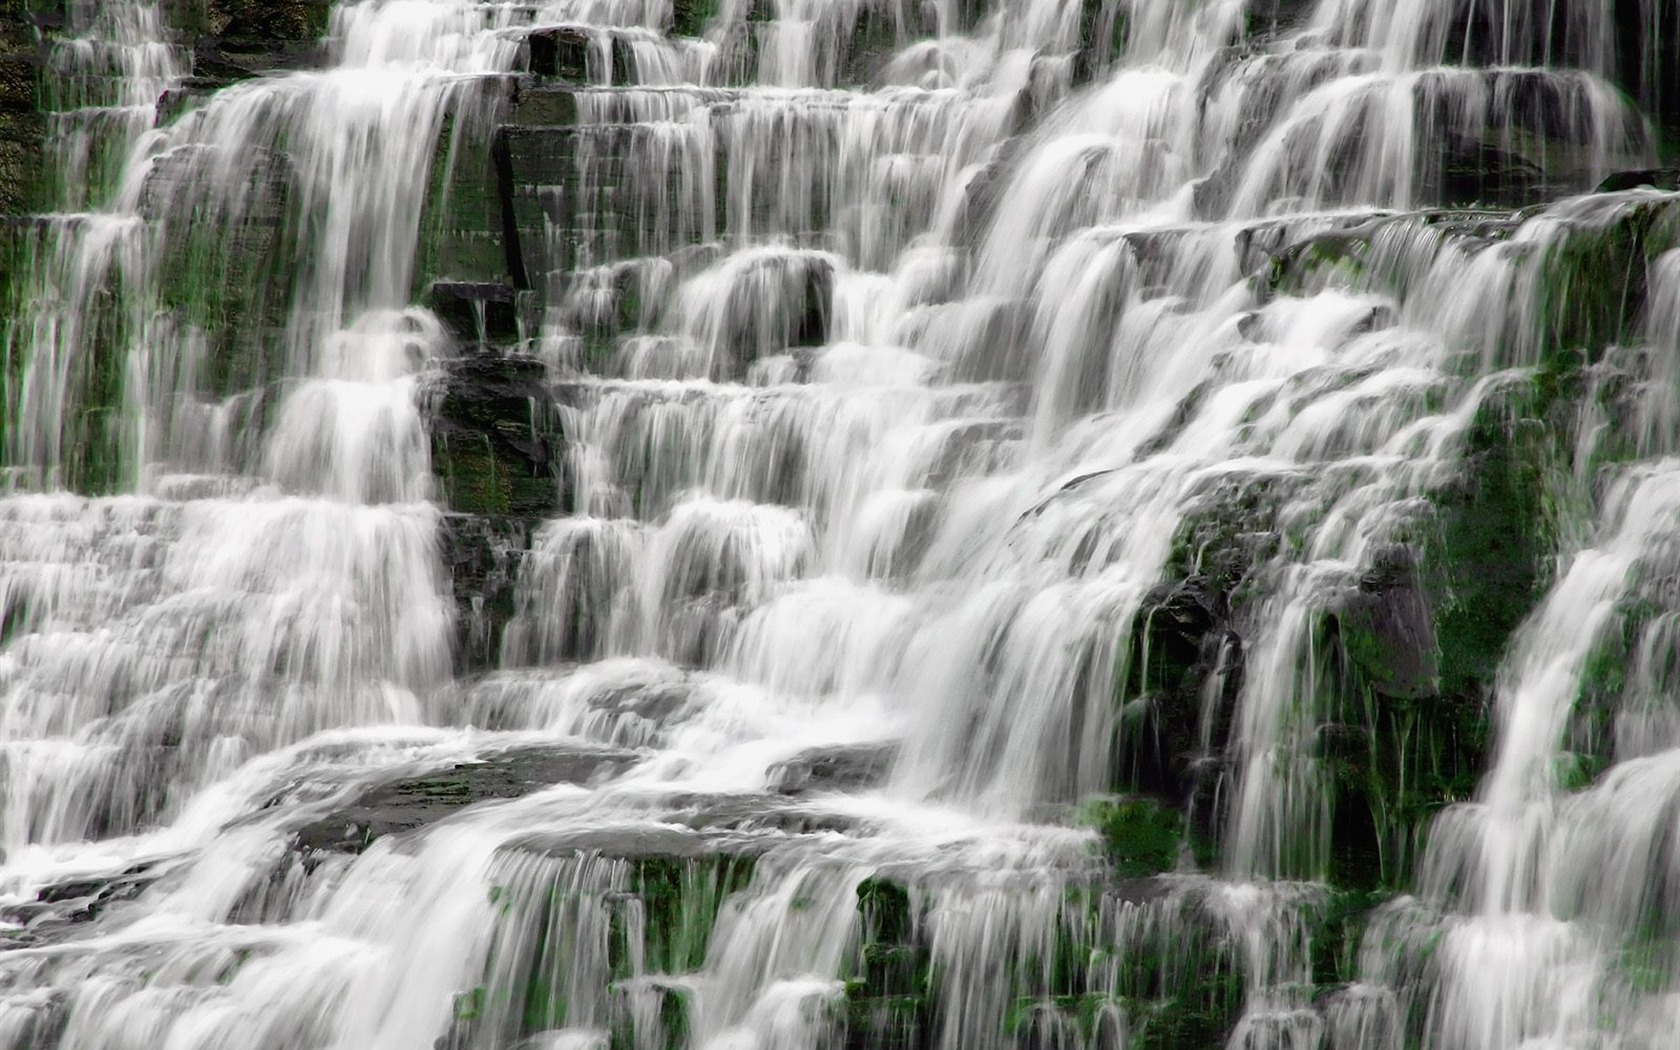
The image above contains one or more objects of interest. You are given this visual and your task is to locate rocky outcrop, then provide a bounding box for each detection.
[428,351,562,519]
[427,347,564,668]
[293,744,641,857]
[0,859,165,948]
[170,0,331,80]
[0,4,44,215]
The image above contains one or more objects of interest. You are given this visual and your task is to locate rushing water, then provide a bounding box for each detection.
[3,0,1680,1047]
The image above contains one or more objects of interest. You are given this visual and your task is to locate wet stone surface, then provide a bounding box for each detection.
[293,744,642,856]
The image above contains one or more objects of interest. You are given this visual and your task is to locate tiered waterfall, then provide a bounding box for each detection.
[2,0,1680,1048]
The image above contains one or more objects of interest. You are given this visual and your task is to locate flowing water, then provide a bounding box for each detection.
[2,0,1680,1047]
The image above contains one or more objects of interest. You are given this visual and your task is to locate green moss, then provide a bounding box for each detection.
[1307,889,1391,987]
[435,436,513,515]
[415,111,510,293]
[1524,204,1675,371]
[670,0,718,38]
[1432,380,1555,700]
[838,7,902,86]
[1267,236,1371,297]
[856,877,915,945]
[1079,798,1183,877]
[452,985,487,1022]
[842,876,936,1049]
[630,853,756,975]
[1075,0,1128,83]
[451,850,753,1050]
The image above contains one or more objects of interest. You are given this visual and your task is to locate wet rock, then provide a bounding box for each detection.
[294,744,640,856]
[526,25,632,83]
[427,280,522,344]
[427,350,562,517]
[507,81,580,127]
[1613,0,1680,146]
[1331,544,1439,701]
[526,25,592,80]
[662,792,864,836]
[950,137,1027,251]
[768,743,898,794]
[507,824,729,861]
[669,0,718,37]
[193,0,331,43]
[1430,132,1548,208]
[165,0,331,77]
[1119,574,1246,806]
[439,513,532,673]
[0,860,164,946]
[1257,214,1395,299]
[1597,168,1680,193]
[1246,0,1320,34]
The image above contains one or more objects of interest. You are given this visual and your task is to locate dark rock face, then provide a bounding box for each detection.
[0,13,43,216]
[190,0,331,41]
[293,745,641,857]
[428,280,523,345]
[439,513,532,672]
[1119,574,1244,809]
[1597,168,1680,193]
[428,351,562,518]
[1332,544,1439,702]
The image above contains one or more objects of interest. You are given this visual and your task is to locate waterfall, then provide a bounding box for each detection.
[1,0,1680,1048]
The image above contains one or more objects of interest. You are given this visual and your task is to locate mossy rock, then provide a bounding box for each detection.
[669,0,718,37]
[430,352,562,516]
[842,876,935,1050]
[446,837,757,1048]
[1329,545,1439,702]
[292,745,641,857]
[1115,574,1243,805]
[0,109,46,215]
[198,0,331,41]
[1073,0,1128,84]
[1318,383,1551,888]
[1306,888,1392,988]
[1430,377,1555,699]
[1079,798,1185,877]
[1526,197,1680,371]
[1108,470,1291,806]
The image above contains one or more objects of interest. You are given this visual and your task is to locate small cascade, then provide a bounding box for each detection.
[2,0,186,488]
[3,0,1680,1048]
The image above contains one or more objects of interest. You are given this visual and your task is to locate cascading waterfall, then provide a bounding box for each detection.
[3,0,1680,1048]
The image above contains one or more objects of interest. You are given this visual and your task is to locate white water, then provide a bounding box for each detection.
[1,0,1680,1048]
